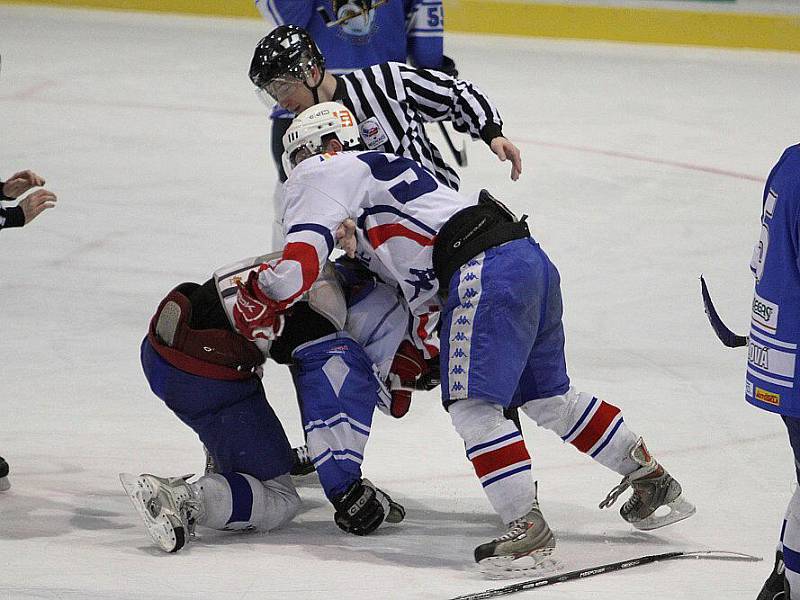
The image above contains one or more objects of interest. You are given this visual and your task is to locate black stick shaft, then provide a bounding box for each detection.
[700,275,748,348]
[438,122,466,167]
[449,551,685,600]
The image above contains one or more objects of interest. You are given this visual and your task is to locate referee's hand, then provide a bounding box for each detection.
[490,137,522,181]
[19,189,57,224]
[3,170,45,198]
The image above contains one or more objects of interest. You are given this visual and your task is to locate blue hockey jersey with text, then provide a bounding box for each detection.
[746,144,800,416]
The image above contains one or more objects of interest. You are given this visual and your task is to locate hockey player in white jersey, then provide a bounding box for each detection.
[232,102,695,574]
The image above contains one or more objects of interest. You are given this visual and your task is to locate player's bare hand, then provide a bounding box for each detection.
[19,189,57,224]
[336,218,357,258]
[490,137,522,181]
[3,170,46,198]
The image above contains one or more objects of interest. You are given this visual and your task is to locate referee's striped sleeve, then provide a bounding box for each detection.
[396,63,504,145]
[0,205,25,231]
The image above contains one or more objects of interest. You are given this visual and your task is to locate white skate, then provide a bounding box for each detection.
[600,438,696,530]
[119,473,202,552]
[474,502,559,578]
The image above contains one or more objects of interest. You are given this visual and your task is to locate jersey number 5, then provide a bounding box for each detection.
[357,153,437,204]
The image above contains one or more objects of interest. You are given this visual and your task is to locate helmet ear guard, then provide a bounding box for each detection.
[281,102,362,175]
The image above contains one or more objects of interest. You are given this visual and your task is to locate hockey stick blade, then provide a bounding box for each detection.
[447,550,761,600]
[700,275,748,348]
[438,122,468,167]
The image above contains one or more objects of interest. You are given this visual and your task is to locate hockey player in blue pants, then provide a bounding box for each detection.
[748,144,800,600]
[232,104,696,575]
[121,258,413,552]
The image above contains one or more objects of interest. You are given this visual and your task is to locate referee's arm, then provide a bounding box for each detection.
[0,180,25,231]
[396,63,504,146]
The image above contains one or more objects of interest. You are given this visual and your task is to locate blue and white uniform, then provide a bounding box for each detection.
[256,150,645,524]
[746,144,800,417]
[745,144,800,596]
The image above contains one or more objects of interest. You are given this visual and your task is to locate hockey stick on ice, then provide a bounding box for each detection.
[316,0,388,28]
[700,275,748,348]
[438,122,468,167]
[448,550,761,600]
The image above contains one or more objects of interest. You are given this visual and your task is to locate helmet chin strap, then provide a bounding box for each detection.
[304,66,325,105]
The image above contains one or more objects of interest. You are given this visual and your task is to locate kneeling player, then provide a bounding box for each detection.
[122,255,411,552]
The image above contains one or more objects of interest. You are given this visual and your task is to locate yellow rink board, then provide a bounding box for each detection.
[4,0,800,52]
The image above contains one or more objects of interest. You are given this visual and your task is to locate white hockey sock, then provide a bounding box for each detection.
[450,398,536,524]
[192,473,300,532]
[521,387,640,476]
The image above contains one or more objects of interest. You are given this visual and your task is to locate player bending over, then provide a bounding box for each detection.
[231,102,696,575]
[122,254,425,552]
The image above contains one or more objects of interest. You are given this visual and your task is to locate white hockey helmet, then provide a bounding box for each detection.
[282,102,361,176]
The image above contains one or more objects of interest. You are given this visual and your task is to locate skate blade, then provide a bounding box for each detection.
[0,476,9,492]
[385,500,405,524]
[119,473,186,553]
[631,495,697,531]
[478,547,561,579]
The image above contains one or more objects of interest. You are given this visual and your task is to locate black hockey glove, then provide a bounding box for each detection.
[332,478,405,536]
[415,354,441,391]
[439,55,458,78]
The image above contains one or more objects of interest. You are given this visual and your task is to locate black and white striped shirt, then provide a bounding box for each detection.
[0,181,25,232]
[333,62,504,191]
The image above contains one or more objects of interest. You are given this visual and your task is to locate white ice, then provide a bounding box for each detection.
[1,6,799,599]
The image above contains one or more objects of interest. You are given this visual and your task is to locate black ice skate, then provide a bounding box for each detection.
[290,444,316,477]
[119,473,202,553]
[0,456,9,491]
[599,438,695,530]
[474,502,558,577]
[757,550,788,600]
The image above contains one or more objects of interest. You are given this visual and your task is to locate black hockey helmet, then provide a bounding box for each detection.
[249,25,326,91]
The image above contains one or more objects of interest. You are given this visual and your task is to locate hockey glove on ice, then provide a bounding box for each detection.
[385,341,430,418]
[232,269,285,341]
[332,478,405,536]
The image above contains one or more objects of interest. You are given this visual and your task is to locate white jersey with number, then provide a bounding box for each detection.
[260,150,473,318]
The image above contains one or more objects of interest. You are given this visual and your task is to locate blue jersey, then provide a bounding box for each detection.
[257,0,444,118]
[746,144,800,417]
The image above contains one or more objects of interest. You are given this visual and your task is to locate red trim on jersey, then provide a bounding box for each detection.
[276,241,321,306]
[416,313,439,358]
[570,401,621,453]
[366,223,435,249]
[470,440,530,478]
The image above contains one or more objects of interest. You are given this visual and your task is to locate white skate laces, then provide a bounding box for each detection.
[599,438,696,530]
[119,473,203,553]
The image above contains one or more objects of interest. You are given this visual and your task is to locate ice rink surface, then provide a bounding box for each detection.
[1,5,799,598]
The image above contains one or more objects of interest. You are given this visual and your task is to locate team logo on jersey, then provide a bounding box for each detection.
[755,387,780,406]
[317,0,387,40]
[358,117,389,149]
[404,267,437,302]
[752,293,779,332]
